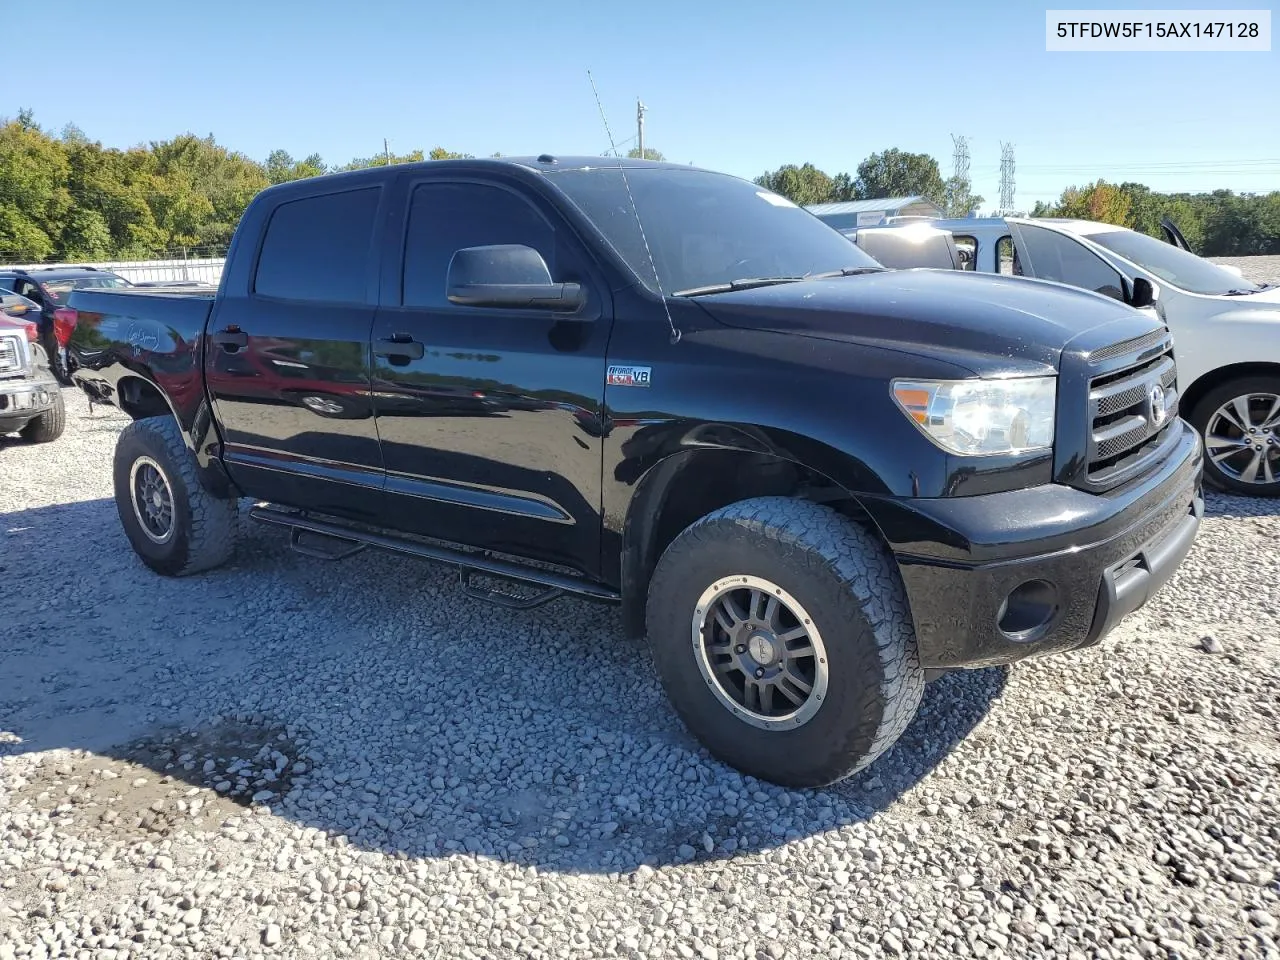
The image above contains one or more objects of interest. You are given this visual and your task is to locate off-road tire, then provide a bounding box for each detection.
[646,496,924,788]
[113,416,238,576]
[19,389,66,443]
[1189,376,1280,497]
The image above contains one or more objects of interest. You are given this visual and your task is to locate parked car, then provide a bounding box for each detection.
[852,217,1280,495]
[64,156,1202,787]
[0,312,65,443]
[0,266,134,386]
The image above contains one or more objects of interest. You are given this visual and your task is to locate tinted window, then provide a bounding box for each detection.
[255,187,380,302]
[402,182,555,307]
[1014,224,1124,300]
[548,167,881,295]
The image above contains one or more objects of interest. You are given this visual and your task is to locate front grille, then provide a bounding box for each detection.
[1085,336,1179,486]
[0,335,21,375]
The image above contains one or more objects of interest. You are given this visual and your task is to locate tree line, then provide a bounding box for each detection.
[751,150,1279,257]
[0,110,485,262]
[3,109,1275,262]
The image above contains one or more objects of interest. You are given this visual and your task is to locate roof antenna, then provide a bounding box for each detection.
[587,70,681,345]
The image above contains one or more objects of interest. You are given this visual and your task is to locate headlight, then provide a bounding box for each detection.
[892,377,1056,456]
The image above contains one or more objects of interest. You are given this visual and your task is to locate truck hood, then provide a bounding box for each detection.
[693,269,1150,377]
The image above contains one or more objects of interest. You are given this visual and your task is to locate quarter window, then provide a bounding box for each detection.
[952,234,977,271]
[254,187,381,303]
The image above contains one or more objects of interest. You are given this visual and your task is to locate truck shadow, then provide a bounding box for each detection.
[1,497,1007,875]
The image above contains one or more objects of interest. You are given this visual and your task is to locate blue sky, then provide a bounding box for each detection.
[12,0,1278,211]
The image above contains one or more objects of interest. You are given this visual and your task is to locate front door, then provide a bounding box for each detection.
[203,184,387,520]
[371,176,612,576]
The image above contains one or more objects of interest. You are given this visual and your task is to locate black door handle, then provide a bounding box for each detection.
[212,329,248,350]
[374,335,425,361]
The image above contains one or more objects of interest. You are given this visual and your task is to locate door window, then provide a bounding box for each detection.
[401,182,558,308]
[254,187,381,303]
[952,235,977,270]
[1011,224,1125,300]
[996,236,1022,275]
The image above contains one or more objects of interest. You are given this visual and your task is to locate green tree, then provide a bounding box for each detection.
[942,177,984,218]
[0,119,73,259]
[429,147,474,160]
[335,149,426,171]
[853,148,946,204]
[626,147,665,161]
[265,149,326,184]
[753,163,836,205]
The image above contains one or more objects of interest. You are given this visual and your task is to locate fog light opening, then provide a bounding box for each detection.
[997,579,1059,641]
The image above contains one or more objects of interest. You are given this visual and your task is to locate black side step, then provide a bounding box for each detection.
[250,506,620,605]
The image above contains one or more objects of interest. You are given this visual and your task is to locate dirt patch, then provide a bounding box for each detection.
[7,717,309,846]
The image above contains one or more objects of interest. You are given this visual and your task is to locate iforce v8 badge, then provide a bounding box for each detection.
[607,365,652,387]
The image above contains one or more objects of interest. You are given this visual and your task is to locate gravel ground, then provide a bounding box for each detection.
[2,389,1278,960]
[1208,256,1280,285]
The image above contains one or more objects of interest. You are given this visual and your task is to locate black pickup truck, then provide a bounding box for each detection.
[66,156,1203,787]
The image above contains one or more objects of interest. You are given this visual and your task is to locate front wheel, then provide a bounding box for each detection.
[1190,377,1280,497]
[113,416,239,576]
[19,390,66,443]
[645,497,924,788]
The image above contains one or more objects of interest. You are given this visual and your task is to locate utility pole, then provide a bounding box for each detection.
[636,99,647,159]
[384,139,392,166]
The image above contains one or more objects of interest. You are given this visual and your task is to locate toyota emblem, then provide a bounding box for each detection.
[1149,383,1167,426]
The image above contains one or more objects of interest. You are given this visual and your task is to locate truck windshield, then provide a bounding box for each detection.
[1083,229,1263,296]
[548,166,882,296]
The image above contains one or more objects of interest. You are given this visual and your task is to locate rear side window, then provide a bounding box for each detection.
[255,187,381,303]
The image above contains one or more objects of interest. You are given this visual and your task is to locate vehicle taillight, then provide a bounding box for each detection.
[53,307,78,346]
[24,322,39,343]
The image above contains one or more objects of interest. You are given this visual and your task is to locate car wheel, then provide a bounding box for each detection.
[645,496,924,788]
[1190,377,1280,497]
[19,390,66,443]
[113,416,239,576]
[41,329,73,386]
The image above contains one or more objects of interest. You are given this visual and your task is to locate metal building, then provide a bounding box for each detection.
[804,196,944,231]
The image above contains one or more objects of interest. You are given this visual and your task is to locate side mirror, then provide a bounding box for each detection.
[446,245,585,312]
[1130,277,1158,309]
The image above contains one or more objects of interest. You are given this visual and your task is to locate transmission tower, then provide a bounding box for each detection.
[950,134,972,216]
[951,135,971,184]
[998,142,1016,215]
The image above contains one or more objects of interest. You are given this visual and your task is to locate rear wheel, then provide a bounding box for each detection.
[645,496,924,788]
[113,416,238,576]
[1190,377,1280,497]
[41,329,73,386]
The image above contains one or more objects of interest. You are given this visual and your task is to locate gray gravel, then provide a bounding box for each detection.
[2,388,1279,959]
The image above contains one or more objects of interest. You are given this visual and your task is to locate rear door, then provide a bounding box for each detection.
[203,183,389,520]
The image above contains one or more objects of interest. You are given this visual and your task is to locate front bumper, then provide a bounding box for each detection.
[863,419,1204,669]
[0,373,57,429]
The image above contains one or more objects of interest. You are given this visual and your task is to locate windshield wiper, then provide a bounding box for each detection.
[1223,288,1263,296]
[804,266,886,279]
[672,277,805,297]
